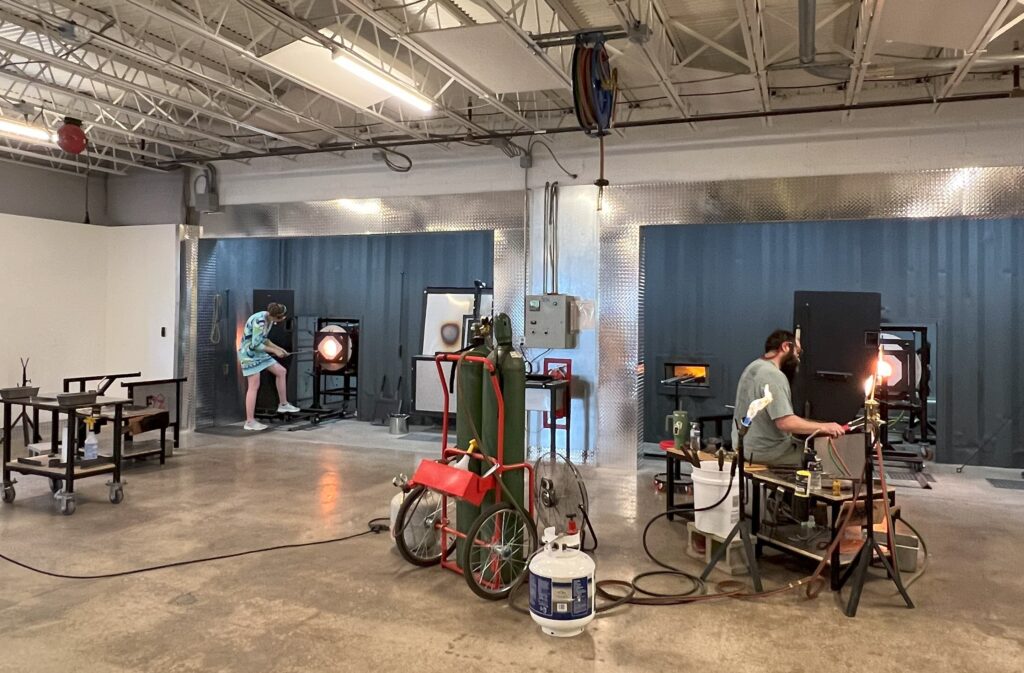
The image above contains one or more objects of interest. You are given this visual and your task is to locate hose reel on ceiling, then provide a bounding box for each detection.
[571,33,618,209]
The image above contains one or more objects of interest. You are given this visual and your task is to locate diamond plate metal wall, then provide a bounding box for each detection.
[200,192,525,237]
[177,225,200,430]
[494,227,525,337]
[194,239,219,429]
[597,221,642,468]
[598,167,1024,468]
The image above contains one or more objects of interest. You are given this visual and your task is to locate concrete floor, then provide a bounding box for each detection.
[0,420,1022,673]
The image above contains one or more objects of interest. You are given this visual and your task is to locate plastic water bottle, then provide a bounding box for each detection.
[689,422,701,455]
[807,456,822,492]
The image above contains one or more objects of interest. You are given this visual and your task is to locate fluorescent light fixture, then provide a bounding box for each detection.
[0,118,56,144]
[331,48,433,113]
[335,198,382,215]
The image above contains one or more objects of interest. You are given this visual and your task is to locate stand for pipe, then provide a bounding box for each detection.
[840,397,914,617]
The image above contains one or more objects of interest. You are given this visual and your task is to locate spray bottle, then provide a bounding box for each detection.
[454,439,479,470]
[83,417,99,460]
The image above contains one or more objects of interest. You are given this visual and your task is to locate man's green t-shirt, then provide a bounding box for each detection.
[732,359,800,466]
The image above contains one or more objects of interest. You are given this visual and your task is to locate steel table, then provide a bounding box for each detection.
[525,377,571,461]
[749,469,897,590]
[1,395,131,515]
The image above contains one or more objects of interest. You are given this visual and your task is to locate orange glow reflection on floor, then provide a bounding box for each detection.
[318,468,341,518]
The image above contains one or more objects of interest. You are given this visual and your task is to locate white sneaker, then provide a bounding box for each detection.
[243,420,268,431]
[277,403,301,414]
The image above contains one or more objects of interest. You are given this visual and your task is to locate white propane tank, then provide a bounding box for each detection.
[389,475,409,536]
[389,490,405,537]
[529,526,596,638]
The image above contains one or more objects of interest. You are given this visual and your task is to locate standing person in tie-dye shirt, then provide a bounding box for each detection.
[238,302,300,431]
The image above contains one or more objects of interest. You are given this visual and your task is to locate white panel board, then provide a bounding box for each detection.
[421,291,493,354]
[412,24,567,94]
[414,358,454,414]
[878,0,1004,50]
[261,40,389,108]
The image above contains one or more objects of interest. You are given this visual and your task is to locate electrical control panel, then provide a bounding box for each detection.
[525,294,577,349]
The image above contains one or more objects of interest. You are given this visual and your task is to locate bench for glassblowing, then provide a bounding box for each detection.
[62,374,186,464]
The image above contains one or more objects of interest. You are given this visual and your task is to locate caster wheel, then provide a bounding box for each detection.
[49,478,62,494]
[1,484,15,503]
[109,486,124,504]
[59,498,76,516]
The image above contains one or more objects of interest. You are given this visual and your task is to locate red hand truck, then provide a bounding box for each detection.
[393,353,537,600]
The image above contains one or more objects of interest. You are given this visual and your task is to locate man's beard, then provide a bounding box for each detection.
[780,354,799,382]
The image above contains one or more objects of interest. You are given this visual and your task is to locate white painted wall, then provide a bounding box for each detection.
[0,215,110,394]
[0,215,178,397]
[103,224,178,379]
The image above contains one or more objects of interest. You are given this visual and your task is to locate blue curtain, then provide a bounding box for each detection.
[196,231,493,426]
[642,218,1024,468]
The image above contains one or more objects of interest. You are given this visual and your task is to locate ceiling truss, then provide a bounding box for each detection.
[0,0,1021,174]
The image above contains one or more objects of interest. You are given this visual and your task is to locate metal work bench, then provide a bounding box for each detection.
[2,395,131,515]
[749,469,897,590]
[121,377,185,449]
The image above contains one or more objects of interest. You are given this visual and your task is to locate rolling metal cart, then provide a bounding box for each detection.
[2,395,131,515]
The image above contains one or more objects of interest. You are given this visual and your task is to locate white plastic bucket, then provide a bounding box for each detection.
[691,460,740,538]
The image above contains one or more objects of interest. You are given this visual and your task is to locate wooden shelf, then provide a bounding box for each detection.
[5,460,115,478]
[758,524,857,565]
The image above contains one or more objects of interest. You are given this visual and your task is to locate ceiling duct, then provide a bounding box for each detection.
[799,0,850,80]
[796,0,1024,82]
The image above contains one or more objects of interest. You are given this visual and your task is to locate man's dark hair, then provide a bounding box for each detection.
[764,329,795,354]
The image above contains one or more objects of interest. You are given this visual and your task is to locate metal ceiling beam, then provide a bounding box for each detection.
[25,108,179,162]
[0,34,303,151]
[677,19,740,68]
[671,19,750,69]
[337,0,537,130]
[46,0,248,78]
[649,0,689,64]
[541,0,588,30]
[32,100,217,158]
[0,153,92,176]
[607,0,693,122]
[120,0,429,141]
[148,89,1013,167]
[475,0,572,89]
[0,66,228,156]
[766,1,853,65]
[0,0,361,145]
[0,139,126,174]
[843,0,887,112]
[735,0,771,114]
[992,6,1024,41]
[936,0,1019,103]
[241,0,493,137]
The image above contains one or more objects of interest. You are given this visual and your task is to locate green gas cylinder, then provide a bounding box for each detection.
[455,321,491,561]
[480,313,526,509]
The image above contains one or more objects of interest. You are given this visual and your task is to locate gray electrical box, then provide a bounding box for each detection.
[525,294,577,349]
